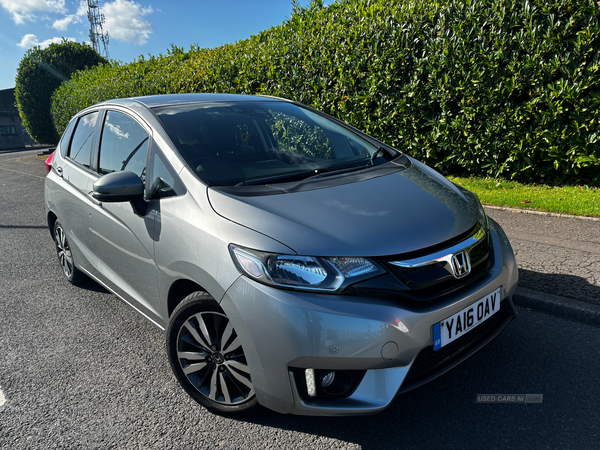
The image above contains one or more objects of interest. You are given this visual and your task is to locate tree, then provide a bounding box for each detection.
[15,40,107,145]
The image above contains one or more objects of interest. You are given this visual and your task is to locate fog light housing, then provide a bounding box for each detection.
[321,371,335,388]
[320,370,353,396]
[292,368,366,401]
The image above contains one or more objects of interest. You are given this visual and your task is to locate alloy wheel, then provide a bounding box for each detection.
[176,311,254,405]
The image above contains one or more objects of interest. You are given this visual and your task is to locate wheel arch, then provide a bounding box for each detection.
[167,279,217,318]
[47,210,58,241]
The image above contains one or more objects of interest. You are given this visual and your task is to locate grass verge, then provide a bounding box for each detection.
[448,176,600,218]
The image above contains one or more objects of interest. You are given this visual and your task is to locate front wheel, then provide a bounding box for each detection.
[166,291,259,416]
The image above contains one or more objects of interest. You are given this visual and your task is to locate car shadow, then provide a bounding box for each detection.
[0,225,48,229]
[517,268,600,307]
[76,277,110,294]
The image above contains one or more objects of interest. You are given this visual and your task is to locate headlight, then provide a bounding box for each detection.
[229,245,385,292]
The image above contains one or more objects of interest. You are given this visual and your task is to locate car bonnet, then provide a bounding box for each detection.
[207,159,480,257]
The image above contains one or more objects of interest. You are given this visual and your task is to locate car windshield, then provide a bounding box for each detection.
[153,100,386,186]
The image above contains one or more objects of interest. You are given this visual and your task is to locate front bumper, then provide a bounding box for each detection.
[219,219,518,415]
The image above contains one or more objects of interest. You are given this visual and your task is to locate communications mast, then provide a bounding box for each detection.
[87,0,109,58]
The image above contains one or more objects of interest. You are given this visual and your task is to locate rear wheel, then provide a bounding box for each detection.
[166,291,259,415]
[53,220,85,285]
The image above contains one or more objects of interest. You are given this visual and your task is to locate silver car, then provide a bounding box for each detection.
[45,94,518,416]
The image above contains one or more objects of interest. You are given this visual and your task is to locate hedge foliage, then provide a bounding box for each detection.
[51,0,600,185]
[16,40,107,145]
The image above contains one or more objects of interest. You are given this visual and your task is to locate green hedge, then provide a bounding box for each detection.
[16,40,106,145]
[51,0,600,185]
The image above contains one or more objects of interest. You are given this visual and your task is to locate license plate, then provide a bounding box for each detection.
[433,287,502,351]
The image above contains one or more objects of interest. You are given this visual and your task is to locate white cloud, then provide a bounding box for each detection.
[103,0,153,45]
[17,34,38,48]
[0,0,66,24]
[17,33,75,49]
[52,1,87,31]
[52,14,78,30]
[107,122,129,139]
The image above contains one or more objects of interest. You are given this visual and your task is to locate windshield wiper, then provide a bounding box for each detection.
[305,164,369,180]
[235,147,400,187]
[235,170,318,186]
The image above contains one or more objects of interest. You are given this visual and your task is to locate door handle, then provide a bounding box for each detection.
[56,166,63,177]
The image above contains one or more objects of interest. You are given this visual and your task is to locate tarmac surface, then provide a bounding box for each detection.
[1,146,599,328]
[486,207,600,327]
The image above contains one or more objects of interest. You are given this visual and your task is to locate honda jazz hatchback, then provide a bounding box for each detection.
[45,94,518,416]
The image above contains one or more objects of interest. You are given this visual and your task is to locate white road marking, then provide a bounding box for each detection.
[0,387,6,406]
[0,166,46,180]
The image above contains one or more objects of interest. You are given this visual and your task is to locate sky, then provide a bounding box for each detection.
[0,0,317,90]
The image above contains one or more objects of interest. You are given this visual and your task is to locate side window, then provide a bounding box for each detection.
[147,144,185,199]
[59,117,77,157]
[69,111,99,167]
[98,111,149,184]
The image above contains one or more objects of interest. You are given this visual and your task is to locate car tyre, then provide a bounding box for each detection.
[166,291,259,416]
[53,219,85,285]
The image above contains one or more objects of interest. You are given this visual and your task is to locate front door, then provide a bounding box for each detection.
[87,109,161,323]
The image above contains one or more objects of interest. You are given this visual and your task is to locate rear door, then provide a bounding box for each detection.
[87,108,161,323]
[52,110,101,272]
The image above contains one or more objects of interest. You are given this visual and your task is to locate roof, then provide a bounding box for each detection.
[100,93,282,109]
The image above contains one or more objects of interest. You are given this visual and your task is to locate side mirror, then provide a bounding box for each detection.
[93,171,144,202]
[93,171,147,216]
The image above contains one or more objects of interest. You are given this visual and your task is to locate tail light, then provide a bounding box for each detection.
[45,151,55,174]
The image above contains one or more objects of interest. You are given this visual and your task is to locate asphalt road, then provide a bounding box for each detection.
[486,208,600,307]
[1,151,599,449]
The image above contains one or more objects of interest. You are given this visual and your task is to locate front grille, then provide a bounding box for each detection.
[385,243,493,301]
[374,226,493,303]
[400,300,513,391]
